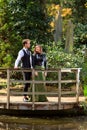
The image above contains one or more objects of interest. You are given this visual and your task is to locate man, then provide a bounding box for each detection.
[14,39,33,102]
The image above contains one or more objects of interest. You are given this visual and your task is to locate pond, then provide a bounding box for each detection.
[0,115,87,130]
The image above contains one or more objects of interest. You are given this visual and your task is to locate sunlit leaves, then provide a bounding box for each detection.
[47,4,72,31]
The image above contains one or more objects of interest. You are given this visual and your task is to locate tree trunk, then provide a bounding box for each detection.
[65,20,74,53]
[54,7,62,43]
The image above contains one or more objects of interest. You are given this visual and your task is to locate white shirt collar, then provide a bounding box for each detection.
[23,47,28,51]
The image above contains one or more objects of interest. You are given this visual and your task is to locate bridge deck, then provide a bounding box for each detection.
[0,96,85,110]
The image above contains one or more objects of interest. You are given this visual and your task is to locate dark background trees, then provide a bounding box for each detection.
[0,0,87,67]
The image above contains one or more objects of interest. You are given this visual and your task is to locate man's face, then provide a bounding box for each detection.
[25,40,30,48]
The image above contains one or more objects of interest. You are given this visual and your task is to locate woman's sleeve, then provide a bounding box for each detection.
[43,54,47,69]
[32,54,35,68]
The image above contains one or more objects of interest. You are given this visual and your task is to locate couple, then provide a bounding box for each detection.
[14,39,48,102]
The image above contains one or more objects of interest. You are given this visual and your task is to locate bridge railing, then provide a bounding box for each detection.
[0,68,81,110]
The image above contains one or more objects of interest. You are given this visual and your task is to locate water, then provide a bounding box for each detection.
[0,116,87,130]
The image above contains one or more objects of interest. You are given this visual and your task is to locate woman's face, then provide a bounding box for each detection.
[35,46,42,54]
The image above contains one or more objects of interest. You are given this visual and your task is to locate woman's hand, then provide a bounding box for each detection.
[35,71,38,76]
[44,71,47,77]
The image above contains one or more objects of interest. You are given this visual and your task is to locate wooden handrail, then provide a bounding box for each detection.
[0,68,81,71]
[1,68,81,110]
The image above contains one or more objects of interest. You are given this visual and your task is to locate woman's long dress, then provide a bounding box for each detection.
[30,53,48,102]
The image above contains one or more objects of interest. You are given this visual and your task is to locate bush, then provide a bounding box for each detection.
[74,23,87,47]
[46,41,84,87]
[47,41,84,68]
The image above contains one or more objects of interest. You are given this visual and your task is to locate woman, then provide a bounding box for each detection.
[30,45,48,102]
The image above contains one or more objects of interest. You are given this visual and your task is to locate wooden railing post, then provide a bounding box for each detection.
[32,69,35,110]
[4,68,81,111]
[76,69,80,103]
[7,69,10,109]
[58,69,61,109]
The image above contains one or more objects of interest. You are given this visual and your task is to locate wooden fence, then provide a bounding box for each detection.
[0,68,81,110]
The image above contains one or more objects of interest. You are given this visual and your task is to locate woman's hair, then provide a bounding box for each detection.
[34,45,43,54]
[22,39,30,45]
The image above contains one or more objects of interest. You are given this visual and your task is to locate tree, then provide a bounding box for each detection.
[65,20,74,53]
[8,0,52,43]
[0,0,52,67]
[54,8,62,42]
[0,0,22,67]
[73,0,87,24]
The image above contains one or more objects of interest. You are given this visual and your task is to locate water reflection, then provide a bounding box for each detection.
[0,117,87,130]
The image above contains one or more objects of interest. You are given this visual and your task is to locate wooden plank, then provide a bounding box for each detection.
[61,80,76,83]
[10,80,76,84]
[0,68,81,71]
[0,101,79,106]
[61,69,73,73]
[61,68,81,72]
[10,69,32,72]
[10,91,59,95]
[9,102,57,105]
[10,91,76,95]
[10,80,58,84]
[0,96,85,104]
[61,91,76,95]
[10,80,32,83]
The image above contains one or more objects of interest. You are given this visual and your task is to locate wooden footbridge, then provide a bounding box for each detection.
[0,68,85,113]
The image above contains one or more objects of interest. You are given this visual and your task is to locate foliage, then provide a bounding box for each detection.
[0,0,22,67]
[47,0,87,47]
[47,3,72,31]
[47,42,84,68]
[0,0,52,67]
[46,41,84,85]
[74,23,87,47]
[0,0,87,68]
[82,52,87,85]
[7,0,52,43]
[73,0,87,24]
[70,0,87,49]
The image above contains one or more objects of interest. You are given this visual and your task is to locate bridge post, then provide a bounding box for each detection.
[58,69,61,109]
[32,69,35,110]
[76,68,80,103]
[7,69,10,109]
